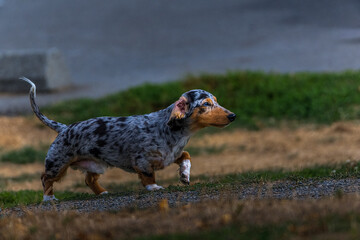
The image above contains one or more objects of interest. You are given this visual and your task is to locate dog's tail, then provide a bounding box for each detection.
[20,77,67,133]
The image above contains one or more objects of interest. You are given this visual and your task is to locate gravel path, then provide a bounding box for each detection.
[3,178,360,216]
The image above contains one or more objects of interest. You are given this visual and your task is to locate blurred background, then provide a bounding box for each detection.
[3,2,360,238]
[1,0,360,113]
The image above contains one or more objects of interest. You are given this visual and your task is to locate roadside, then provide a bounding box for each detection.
[2,1,360,114]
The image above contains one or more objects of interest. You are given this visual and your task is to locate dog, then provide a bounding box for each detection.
[21,77,236,201]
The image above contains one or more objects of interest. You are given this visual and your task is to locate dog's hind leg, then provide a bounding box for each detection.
[41,173,57,201]
[175,151,192,185]
[85,172,108,195]
[41,162,70,201]
[41,149,73,201]
[41,165,68,202]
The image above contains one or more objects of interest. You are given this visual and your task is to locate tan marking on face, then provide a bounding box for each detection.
[174,112,185,119]
[213,96,217,102]
[203,98,214,105]
[190,106,232,132]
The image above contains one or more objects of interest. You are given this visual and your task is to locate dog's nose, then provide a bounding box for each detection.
[227,113,236,122]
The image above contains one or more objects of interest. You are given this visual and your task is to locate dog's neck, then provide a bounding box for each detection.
[163,105,193,135]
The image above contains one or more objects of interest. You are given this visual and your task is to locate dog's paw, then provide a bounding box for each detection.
[43,195,58,202]
[100,191,108,195]
[180,173,190,185]
[145,184,164,191]
[179,159,191,185]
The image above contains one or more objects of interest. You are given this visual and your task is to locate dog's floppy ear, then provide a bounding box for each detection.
[167,96,189,128]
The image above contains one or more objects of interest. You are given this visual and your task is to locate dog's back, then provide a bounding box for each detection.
[21,77,235,201]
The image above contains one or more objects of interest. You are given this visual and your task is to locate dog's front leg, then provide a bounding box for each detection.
[136,170,164,191]
[175,151,191,185]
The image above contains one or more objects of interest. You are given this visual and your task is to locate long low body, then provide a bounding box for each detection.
[50,110,190,174]
[20,77,236,201]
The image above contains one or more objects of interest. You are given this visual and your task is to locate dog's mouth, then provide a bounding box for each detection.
[210,123,230,128]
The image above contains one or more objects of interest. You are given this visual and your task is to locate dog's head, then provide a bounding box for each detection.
[167,89,236,131]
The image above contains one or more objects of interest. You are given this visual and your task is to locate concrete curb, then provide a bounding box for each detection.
[0,48,72,93]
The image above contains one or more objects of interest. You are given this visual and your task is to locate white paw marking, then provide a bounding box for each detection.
[180,159,191,184]
[43,195,58,202]
[100,191,108,195]
[145,184,164,191]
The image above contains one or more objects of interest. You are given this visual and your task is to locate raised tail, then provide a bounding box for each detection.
[20,77,67,133]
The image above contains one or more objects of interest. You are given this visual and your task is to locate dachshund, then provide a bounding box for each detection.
[20,77,236,201]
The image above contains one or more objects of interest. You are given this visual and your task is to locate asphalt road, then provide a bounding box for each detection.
[1,0,360,114]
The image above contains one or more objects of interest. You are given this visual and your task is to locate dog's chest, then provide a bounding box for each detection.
[164,137,189,165]
[144,136,189,169]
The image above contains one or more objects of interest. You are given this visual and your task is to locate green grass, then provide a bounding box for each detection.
[215,161,360,184]
[0,147,47,164]
[1,161,358,209]
[0,190,43,208]
[0,190,92,208]
[42,71,360,129]
[101,161,360,194]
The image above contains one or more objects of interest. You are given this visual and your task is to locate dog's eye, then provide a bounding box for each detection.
[203,102,211,107]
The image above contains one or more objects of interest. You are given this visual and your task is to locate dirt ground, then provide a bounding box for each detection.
[1,116,360,192]
[2,194,360,240]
